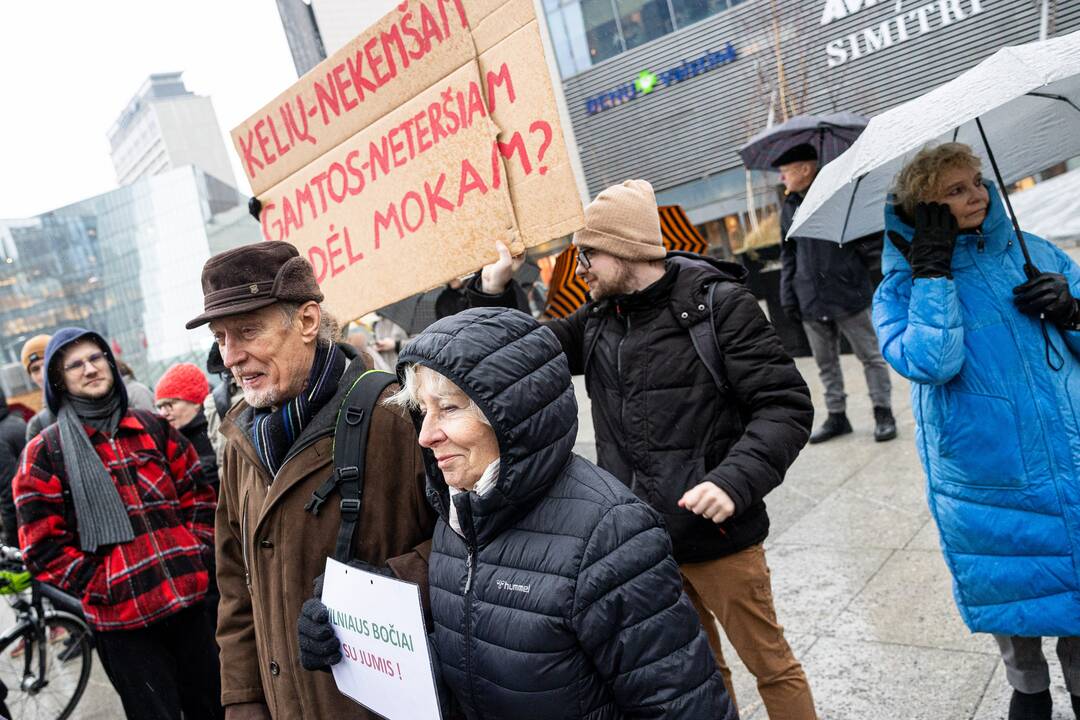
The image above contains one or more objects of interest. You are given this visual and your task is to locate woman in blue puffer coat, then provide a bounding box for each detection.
[873,143,1080,720]
[392,306,735,720]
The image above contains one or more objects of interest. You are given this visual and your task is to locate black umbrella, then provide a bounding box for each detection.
[377,288,444,336]
[739,112,869,171]
[378,260,542,334]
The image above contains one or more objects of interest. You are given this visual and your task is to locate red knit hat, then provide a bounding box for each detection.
[155,363,210,405]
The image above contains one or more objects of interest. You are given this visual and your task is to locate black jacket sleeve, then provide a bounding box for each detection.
[0,417,27,546]
[704,282,814,514]
[850,231,885,288]
[572,500,736,719]
[0,442,19,547]
[466,276,590,375]
[779,236,799,310]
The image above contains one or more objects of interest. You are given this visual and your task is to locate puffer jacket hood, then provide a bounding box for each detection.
[43,328,128,417]
[397,307,577,546]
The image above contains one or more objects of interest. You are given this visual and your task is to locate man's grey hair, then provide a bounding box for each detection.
[278,301,340,344]
[386,363,491,428]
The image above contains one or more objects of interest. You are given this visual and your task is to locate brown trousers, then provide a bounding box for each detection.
[681,544,817,720]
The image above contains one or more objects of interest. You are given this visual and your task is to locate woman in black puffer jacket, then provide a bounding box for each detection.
[393,307,735,720]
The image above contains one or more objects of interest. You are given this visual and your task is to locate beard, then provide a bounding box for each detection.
[242,385,281,409]
[73,378,113,400]
[586,261,634,301]
[233,366,281,409]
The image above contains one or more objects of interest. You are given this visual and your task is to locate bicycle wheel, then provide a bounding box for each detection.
[0,612,92,720]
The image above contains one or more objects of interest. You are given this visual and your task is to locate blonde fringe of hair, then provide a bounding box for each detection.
[386,363,491,428]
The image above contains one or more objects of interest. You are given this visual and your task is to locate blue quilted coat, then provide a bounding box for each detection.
[873,183,1080,636]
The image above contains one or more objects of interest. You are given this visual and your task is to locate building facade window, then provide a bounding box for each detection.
[545,0,743,78]
[614,0,672,50]
[581,0,623,64]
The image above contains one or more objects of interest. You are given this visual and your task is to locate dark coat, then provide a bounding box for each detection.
[779,190,882,321]
[399,307,734,720]
[179,407,218,492]
[0,401,27,546]
[401,310,738,720]
[469,252,813,562]
[25,408,52,444]
[215,344,437,719]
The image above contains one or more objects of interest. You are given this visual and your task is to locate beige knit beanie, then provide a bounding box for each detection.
[572,180,665,261]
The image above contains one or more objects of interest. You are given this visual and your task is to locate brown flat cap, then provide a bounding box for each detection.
[186,241,324,329]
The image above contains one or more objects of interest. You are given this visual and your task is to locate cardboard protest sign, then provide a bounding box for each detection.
[322,558,442,720]
[232,0,583,321]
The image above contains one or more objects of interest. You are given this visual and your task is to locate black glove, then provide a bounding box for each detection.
[1013,272,1080,327]
[297,594,340,672]
[296,562,394,673]
[782,305,802,323]
[887,202,958,279]
[248,196,262,221]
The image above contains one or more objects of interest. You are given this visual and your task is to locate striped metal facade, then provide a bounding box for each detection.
[561,0,1080,203]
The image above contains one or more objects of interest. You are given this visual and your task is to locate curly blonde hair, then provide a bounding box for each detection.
[893,143,982,218]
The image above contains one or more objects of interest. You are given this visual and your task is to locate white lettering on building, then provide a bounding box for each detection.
[825,0,986,69]
[821,0,886,26]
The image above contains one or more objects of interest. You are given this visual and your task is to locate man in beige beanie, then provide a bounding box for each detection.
[21,334,53,442]
[472,179,819,718]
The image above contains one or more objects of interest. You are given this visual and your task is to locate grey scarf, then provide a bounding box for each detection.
[57,393,134,552]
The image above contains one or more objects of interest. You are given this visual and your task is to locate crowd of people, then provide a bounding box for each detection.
[0,139,1076,720]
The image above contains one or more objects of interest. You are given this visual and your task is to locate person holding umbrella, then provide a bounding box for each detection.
[874,142,1080,720]
[776,144,897,444]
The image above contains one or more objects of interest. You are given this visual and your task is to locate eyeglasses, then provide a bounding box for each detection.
[62,352,107,375]
[577,248,595,270]
[155,400,176,413]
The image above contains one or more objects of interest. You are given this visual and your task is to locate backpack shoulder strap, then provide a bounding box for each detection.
[687,282,731,396]
[304,370,399,563]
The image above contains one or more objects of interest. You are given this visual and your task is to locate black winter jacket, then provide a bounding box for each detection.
[178,407,218,492]
[0,403,26,546]
[779,190,882,321]
[399,307,735,720]
[469,252,813,562]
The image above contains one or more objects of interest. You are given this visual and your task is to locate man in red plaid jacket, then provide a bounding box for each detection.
[13,328,221,720]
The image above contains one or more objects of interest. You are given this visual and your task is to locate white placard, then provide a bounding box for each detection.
[322,557,442,720]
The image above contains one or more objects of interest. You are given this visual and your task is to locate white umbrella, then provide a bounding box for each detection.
[788,30,1080,271]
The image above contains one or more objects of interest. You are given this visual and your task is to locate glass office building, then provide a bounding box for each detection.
[544,0,744,76]
[553,0,1080,252]
[0,166,259,389]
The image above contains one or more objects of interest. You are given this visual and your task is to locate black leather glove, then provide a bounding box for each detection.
[1013,272,1080,327]
[248,196,262,221]
[782,305,802,323]
[887,202,958,279]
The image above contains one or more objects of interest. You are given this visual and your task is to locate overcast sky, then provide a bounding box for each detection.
[0,1,300,218]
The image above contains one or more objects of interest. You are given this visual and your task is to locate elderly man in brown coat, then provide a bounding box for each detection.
[187,241,436,720]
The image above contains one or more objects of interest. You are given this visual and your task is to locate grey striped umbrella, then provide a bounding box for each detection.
[739,112,869,171]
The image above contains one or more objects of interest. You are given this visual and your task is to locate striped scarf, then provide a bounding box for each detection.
[251,342,347,477]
